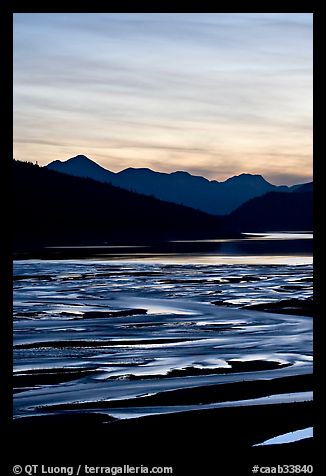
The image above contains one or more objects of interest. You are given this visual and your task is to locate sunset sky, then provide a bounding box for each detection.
[13,13,313,185]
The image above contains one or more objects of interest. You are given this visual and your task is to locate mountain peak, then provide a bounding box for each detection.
[119,167,156,176]
[172,171,191,177]
[48,155,110,172]
[46,155,114,180]
[226,173,268,183]
[67,154,94,164]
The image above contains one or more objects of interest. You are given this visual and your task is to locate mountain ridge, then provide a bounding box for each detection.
[14,159,313,251]
[47,155,310,215]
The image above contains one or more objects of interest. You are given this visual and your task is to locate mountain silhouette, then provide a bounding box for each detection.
[290,182,313,193]
[227,190,313,232]
[47,155,292,215]
[14,160,229,250]
[48,155,116,182]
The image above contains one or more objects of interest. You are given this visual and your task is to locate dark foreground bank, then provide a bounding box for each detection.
[10,401,315,474]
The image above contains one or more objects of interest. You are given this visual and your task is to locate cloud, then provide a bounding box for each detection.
[13,13,312,184]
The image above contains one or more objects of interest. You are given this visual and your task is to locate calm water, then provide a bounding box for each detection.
[13,233,312,428]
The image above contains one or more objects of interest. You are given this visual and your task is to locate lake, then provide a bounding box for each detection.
[13,232,312,446]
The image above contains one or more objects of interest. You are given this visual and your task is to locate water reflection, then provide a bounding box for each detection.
[43,232,313,265]
[104,255,312,266]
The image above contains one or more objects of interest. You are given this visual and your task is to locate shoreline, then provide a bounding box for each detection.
[13,233,312,261]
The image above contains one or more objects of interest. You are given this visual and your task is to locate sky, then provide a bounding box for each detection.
[13,13,313,185]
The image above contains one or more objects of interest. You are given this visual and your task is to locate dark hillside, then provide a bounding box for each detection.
[227,191,312,232]
[13,160,227,250]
